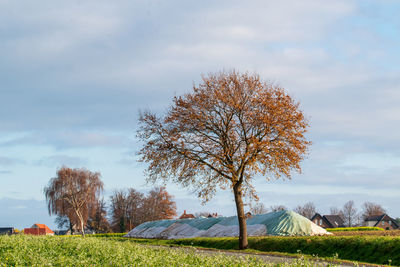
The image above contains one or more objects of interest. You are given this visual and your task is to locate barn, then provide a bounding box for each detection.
[24,223,54,236]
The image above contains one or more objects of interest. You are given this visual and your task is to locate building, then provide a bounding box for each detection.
[207,213,218,218]
[24,223,54,235]
[179,210,195,219]
[364,214,399,230]
[0,227,14,235]
[311,213,345,228]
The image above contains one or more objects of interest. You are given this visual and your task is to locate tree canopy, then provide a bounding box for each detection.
[137,71,310,248]
[44,167,103,236]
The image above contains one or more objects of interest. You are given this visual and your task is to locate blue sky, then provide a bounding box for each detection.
[1,0,400,230]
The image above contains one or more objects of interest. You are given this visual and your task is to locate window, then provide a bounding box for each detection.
[319,219,322,225]
[382,221,385,226]
[389,221,392,225]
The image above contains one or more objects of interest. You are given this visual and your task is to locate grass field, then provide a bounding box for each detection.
[124,235,400,265]
[0,235,330,266]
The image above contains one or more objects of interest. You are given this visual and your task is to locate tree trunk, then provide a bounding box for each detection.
[75,209,85,237]
[80,217,85,237]
[233,183,248,249]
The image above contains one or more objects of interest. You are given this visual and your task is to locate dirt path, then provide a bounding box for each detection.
[142,244,380,267]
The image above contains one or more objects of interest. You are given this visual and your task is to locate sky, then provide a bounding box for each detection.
[1,0,400,230]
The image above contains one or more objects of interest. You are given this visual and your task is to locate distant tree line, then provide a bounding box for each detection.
[45,167,177,235]
[45,167,395,235]
[249,200,391,227]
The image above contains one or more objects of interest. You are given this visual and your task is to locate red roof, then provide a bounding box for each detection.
[32,223,54,234]
[179,210,195,219]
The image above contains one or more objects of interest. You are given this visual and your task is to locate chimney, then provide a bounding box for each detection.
[183,210,186,215]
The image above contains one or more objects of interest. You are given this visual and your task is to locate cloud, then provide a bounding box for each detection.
[0,131,132,149]
[0,156,25,166]
[0,198,55,230]
[36,155,88,168]
[0,1,399,218]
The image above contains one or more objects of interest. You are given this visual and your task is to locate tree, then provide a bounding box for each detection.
[54,215,75,234]
[342,200,357,227]
[110,187,176,232]
[294,202,316,219]
[329,207,342,216]
[138,71,310,249]
[142,186,177,221]
[361,202,386,220]
[110,190,131,232]
[249,202,268,215]
[110,188,146,232]
[44,167,103,236]
[87,199,110,233]
[270,205,287,212]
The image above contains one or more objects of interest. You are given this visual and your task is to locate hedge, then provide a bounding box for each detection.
[157,236,400,265]
[326,227,383,232]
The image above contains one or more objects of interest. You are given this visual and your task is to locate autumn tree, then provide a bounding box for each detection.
[249,202,268,215]
[110,187,176,232]
[342,200,358,227]
[44,167,103,236]
[137,71,310,249]
[141,186,177,221]
[294,202,316,219]
[362,201,386,220]
[110,188,146,232]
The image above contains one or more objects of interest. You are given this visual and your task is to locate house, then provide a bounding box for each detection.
[311,213,345,228]
[54,229,70,235]
[207,213,218,218]
[24,223,54,235]
[0,227,14,235]
[179,210,195,219]
[364,214,399,230]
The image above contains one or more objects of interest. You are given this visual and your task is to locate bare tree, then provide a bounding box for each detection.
[55,215,75,234]
[342,200,357,227]
[126,189,146,228]
[330,207,341,216]
[44,167,103,236]
[362,201,386,220]
[249,202,268,215]
[87,199,110,233]
[270,205,287,212]
[294,202,316,219]
[110,190,132,232]
[137,71,310,249]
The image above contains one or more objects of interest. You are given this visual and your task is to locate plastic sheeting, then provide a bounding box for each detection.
[125,210,330,239]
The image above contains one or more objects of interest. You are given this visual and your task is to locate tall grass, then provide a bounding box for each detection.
[0,235,326,266]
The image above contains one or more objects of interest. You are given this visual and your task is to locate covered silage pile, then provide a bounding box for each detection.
[125,210,330,239]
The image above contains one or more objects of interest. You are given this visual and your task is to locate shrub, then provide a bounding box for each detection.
[326,227,383,232]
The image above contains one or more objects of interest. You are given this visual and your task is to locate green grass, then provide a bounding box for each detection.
[326,227,383,232]
[0,235,328,266]
[86,232,127,237]
[123,236,399,266]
